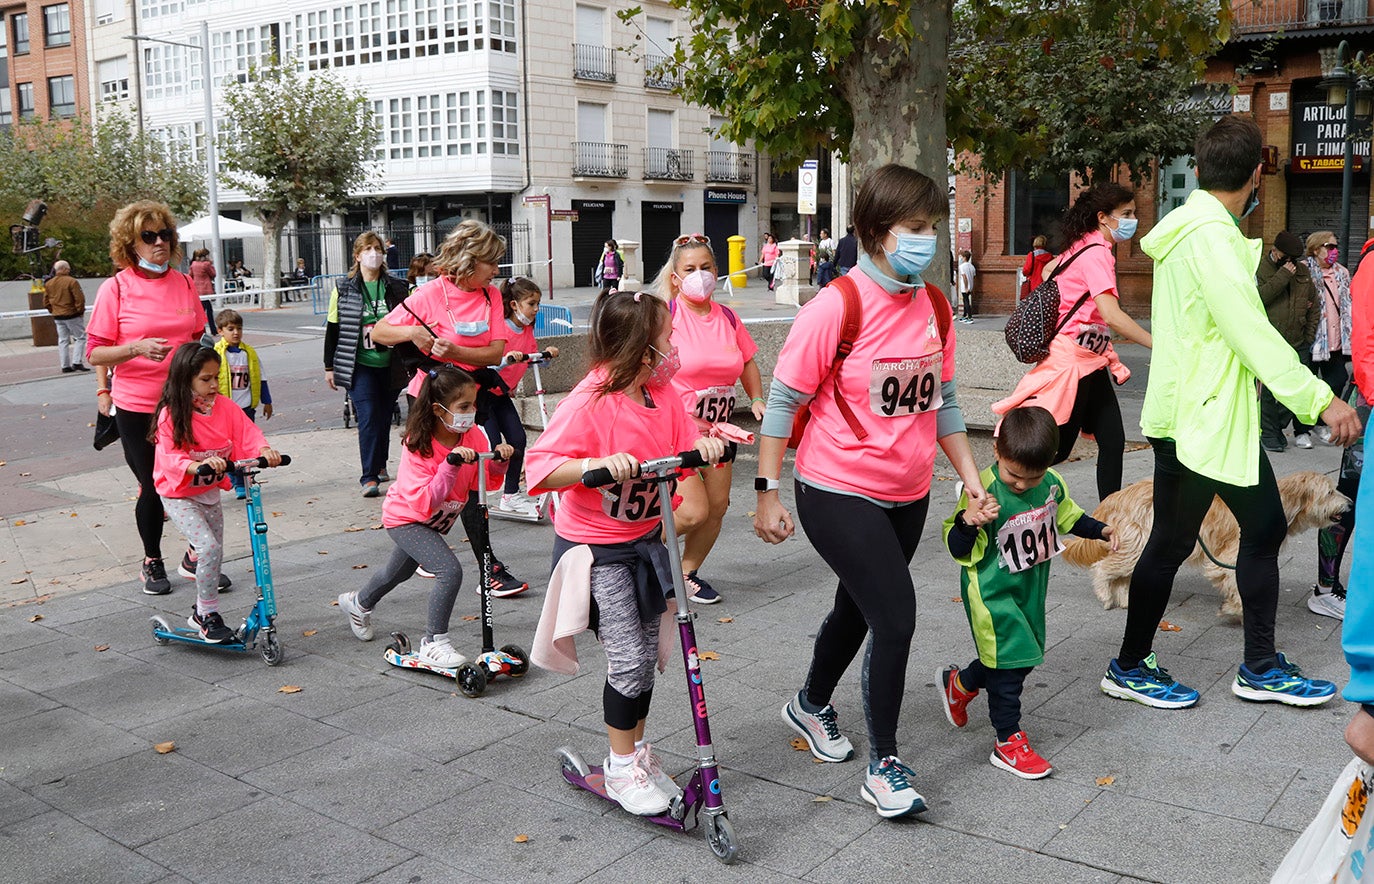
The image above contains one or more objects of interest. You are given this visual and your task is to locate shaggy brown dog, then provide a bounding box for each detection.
[1061,470,1350,617]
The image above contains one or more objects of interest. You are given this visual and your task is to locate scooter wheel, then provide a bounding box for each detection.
[261,633,285,666]
[456,662,487,697]
[500,644,530,677]
[554,746,591,778]
[705,813,739,864]
[150,616,171,646]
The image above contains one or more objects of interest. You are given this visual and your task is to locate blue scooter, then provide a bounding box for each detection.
[150,455,291,665]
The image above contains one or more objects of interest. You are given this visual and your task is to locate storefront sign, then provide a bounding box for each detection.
[1292,99,1372,166]
[1291,156,1365,173]
[704,189,747,205]
[646,202,683,212]
[573,200,611,211]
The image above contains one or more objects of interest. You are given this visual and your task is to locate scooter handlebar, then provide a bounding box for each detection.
[580,443,737,488]
[446,449,508,467]
[194,454,291,478]
[497,349,558,368]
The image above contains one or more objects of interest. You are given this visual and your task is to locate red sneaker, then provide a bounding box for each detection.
[937,664,978,728]
[991,731,1053,780]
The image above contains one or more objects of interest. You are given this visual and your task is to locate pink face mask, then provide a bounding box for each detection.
[675,269,717,303]
[1326,247,1340,266]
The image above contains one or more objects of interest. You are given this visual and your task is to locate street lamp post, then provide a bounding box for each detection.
[1321,41,1372,261]
[126,20,223,298]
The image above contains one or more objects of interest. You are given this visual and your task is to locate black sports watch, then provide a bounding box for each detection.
[755,477,780,492]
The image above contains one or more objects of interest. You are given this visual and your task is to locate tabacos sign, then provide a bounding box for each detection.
[1291,99,1371,173]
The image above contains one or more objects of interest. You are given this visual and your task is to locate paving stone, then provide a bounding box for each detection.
[0,631,143,693]
[241,734,485,831]
[139,797,412,884]
[359,856,487,884]
[214,652,399,720]
[47,663,239,731]
[0,810,170,883]
[321,685,538,763]
[0,707,146,788]
[0,778,51,828]
[0,678,60,722]
[129,695,346,778]
[31,750,264,848]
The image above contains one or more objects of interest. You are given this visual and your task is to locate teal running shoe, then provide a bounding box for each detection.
[1100,652,1200,709]
[1231,653,1336,707]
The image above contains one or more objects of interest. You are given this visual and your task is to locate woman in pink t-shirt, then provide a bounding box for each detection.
[525,291,726,817]
[153,343,279,643]
[86,201,209,597]
[337,367,512,669]
[752,164,992,820]
[372,220,526,598]
[760,233,781,290]
[1003,183,1152,499]
[653,234,765,605]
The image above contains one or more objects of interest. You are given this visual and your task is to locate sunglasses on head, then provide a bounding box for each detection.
[140,228,176,245]
[674,233,710,246]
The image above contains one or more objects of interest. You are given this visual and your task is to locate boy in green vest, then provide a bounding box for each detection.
[214,309,274,500]
[939,406,1116,779]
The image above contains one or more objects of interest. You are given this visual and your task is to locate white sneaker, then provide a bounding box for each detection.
[1308,585,1347,621]
[635,742,682,799]
[1316,426,1334,445]
[861,756,927,818]
[417,634,467,669]
[1294,433,1313,449]
[782,691,855,762]
[603,756,671,816]
[498,493,538,516]
[415,567,435,579]
[338,591,373,641]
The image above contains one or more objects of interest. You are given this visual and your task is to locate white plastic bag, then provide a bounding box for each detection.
[1273,757,1374,883]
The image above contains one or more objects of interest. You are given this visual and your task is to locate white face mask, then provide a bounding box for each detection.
[414,275,432,286]
[439,403,476,433]
[513,308,537,327]
[359,250,384,270]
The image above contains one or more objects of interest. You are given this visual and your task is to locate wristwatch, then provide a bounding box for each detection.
[754,477,780,492]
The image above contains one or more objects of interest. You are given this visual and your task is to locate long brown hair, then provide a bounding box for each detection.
[348,231,385,280]
[404,365,477,458]
[589,290,667,396]
[150,342,220,449]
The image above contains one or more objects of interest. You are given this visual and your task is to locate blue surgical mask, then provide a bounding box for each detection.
[883,232,939,280]
[1241,186,1260,219]
[1110,216,1138,242]
[138,256,169,273]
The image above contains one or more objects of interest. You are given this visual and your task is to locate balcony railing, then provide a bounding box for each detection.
[573,141,629,177]
[645,53,679,89]
[1231,0,1374,35]
[705,150,753,184]
[574,44,616,82]
[644,147,694,181]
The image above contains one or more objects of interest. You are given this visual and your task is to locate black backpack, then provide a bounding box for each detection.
[1003,242,1105,363]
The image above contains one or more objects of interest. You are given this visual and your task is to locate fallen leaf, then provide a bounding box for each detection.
[13,520,26,526]
[317,550,328,555]
[461,615,478,622]
[344,526,366,533]
[94,644,110,652]
[717,617,733,623]
[370,524,384,530]
[513,834,529,844]
[699,650,721,660]
[812,757,826,764]
[950,597,962,603]
[278,685,303,694]
[69,512,78,518]
[92,523,101,528]
[271,511,284,517]
[329,600,339,606]
[154,741,176,754]
[746,511,756,517]
[0,460,6,466]
[87,422,95,428]
[789,737,808,751]
[19,472,30,477]
[28,613,41,621]
[1158,620,1182,632]
[1096,776,1115,787]
[302,629,318,637]
[11,578,28,585]
[812,795,833,803]
[351,564,368,570]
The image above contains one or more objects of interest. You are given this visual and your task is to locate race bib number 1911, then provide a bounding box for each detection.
[869,353,943,417]
[997,500,1064,573]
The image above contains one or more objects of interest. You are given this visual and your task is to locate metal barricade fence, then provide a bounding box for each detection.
[534,304,576,337]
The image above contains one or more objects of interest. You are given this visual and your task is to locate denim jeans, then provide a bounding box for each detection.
[350,363,397,485]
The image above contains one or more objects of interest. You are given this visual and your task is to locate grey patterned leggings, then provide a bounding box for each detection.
[592,561,661,730]
[161,492,224,614]
[358,522,464,640]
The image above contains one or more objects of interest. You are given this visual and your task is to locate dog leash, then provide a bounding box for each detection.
[1196,536,1237,571]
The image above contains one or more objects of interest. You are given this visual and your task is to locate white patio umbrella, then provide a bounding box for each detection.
[179,214,263,239]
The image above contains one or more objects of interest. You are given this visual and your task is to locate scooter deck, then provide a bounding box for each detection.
[154,624,253,653]
[384,648,460,678]
[486,492,545,523]
[560,764,687,830]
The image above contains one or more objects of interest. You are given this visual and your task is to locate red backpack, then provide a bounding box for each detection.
[787,275,952,449]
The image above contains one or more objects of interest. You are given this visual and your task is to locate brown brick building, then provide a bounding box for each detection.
[953,0,1374,316]
[0,0,90,125]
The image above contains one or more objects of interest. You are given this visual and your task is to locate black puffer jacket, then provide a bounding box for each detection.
[323,273,414,390]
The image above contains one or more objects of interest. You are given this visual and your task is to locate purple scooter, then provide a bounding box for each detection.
[554,444,740,864]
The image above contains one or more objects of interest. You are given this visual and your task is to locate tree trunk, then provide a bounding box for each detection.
[839,2,952,284]
[260,208,285,309]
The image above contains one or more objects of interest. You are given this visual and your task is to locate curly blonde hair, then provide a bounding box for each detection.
[109,200,182,269]
[433,220,505,287]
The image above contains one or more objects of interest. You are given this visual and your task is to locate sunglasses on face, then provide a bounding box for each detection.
[140,228,176,245]
[674,233,710,246]
[1324,243,1339,250]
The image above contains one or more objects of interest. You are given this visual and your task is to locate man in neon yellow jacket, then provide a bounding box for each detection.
[1098,115,1362,712]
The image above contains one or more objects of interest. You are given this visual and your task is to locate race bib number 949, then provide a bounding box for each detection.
[869,354,943,417]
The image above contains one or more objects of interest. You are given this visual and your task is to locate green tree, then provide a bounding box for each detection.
[220,59,379,307]
[628,0,1230,198]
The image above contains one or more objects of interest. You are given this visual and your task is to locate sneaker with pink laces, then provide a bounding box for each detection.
[990,731,1053,780]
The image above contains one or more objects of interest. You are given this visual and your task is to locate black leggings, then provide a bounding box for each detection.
[1120,438,1286,672]
[794,481,929,763]
[1054,368,1125,500]
[958,661,1032,741]
[960,290,973,319]
[482,395,526,496]
[113,408,164,560]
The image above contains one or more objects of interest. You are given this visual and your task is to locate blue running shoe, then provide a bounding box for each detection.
[861,756,927,819]
[1100,652,1200,709]
[1231,653,1336,707]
